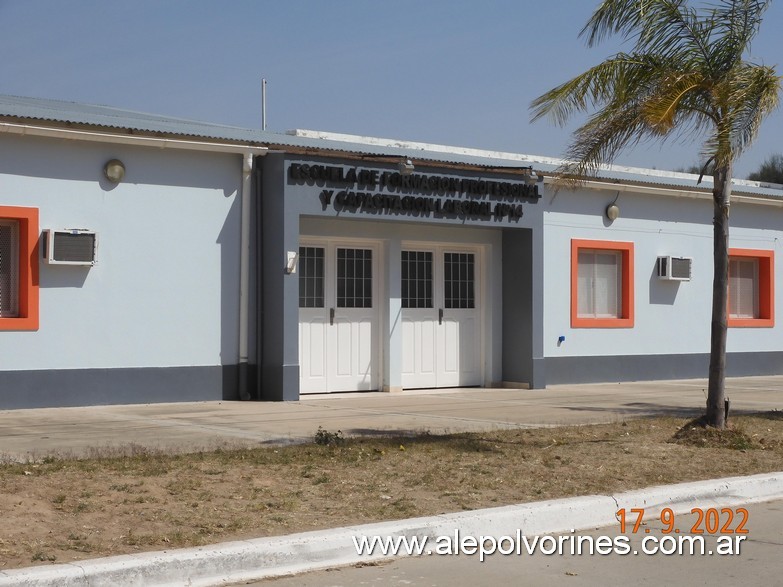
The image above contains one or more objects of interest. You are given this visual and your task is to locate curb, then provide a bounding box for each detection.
[2,471,781,586]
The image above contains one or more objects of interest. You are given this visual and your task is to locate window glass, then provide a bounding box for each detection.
[577,250,621,318]
[401,251,433,309]
[0,221,19,318]
[444,252,475,309]
[298,246,325,308]
[337,248,372,308]
[729,258,758,319]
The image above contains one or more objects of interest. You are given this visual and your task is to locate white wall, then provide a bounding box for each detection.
[0,134,242,371]
[542,185,783,358]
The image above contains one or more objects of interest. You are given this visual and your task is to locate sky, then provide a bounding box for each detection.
[0,0,781,178]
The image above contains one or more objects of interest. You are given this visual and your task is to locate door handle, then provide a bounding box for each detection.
[438,308,443,325]
[330,308,335,326]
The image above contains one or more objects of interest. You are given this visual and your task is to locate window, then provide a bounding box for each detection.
[728,248,774,327]
[336,248,372,308]
[0,221,19,317]
[0,206,38,331]
[571,239,634,328]
[401,251,432,309]
[444,252,475,309]
[298,246,324,308]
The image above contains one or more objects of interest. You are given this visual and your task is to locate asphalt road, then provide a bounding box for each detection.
[246,499,783,587]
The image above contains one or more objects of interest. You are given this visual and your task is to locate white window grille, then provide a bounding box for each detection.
[577,250,622,318]
[401,250,433,309]
[729,257,759,319]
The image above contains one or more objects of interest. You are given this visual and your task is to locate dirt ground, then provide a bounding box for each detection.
[1,412,781,570]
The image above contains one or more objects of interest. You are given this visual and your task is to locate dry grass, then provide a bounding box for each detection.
[1,411,782,570]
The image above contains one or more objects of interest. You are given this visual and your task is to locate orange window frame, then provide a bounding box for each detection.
[0,206,39,331]
[728,248,774,328]
[571,239,634,328]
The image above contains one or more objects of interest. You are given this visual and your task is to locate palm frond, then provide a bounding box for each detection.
[717,65,780,163]
[533,0,780,185]
[710,0,769,71]
[580,0,652,46]
[583,0,706,58]
[530,53,669,125]
[561,106,649,177]
[640,71,711,133]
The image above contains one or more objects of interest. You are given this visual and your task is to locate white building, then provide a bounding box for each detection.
[0,95,780,408]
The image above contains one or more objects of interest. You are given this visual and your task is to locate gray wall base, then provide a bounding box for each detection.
[0,365,239,410]
[545,352,783,385]
[260,363,300,401]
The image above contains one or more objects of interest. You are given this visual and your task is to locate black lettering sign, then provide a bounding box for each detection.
[290,163,538,222]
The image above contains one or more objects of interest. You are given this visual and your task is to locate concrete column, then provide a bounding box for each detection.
[260,154,301,400]
[530,226,547,388]
[384,237,402,392]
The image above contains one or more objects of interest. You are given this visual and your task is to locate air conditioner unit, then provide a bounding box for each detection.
[657,256,691,281]
[44,229,98,266]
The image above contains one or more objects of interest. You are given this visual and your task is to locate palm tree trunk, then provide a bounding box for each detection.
[706,163,732,429]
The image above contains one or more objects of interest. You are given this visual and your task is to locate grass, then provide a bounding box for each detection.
[0,411,782,570]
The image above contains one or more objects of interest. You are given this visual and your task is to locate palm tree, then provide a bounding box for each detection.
[531,0,780,429]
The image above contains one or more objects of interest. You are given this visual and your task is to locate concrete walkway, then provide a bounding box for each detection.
[1,375,781,461]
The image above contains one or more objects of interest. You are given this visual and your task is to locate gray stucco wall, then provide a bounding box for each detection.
[501,229,534,385]
[0,366,238,409]
[258,153,300,400]
[545,352,783,384]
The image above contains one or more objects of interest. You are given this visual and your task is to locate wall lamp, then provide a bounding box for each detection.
[522,166,539,186]
[399,158,415,175]
[104,159,126,183]
[605,192,620,221]
[285,250,299,274]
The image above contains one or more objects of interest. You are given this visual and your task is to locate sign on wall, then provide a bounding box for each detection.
[288,163,540,222]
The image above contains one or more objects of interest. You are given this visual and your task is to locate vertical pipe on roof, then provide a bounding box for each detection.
[261,79,267,131]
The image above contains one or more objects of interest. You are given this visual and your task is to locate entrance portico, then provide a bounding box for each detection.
[258,153,544,400]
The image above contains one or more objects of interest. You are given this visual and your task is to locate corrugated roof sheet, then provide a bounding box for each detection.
[0,94,266,141]
[0,94,780,199]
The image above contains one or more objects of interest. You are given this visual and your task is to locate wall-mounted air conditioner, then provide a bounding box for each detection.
[657,256,691,281]
[44,229,98,266]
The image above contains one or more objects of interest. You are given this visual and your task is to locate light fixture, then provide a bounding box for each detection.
[398,158,415,175]
[522,166,539,186]
[285,250,299,274]
[605,192,620,221]
[103,159,126,183]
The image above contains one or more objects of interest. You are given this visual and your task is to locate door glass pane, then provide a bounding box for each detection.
[337,248,373,308]
[401,251,433,308]
[444,252,475,309]
[298,247,325,308]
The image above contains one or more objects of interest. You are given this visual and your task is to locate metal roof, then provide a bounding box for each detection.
[0,94,266,142]
[0,94,780,199]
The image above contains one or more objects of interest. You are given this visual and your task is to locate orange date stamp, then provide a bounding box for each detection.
[617,507,749,535]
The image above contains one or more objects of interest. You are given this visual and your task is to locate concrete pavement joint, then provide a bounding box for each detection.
[294,403,568,429]
[96,413,302,443]
[1,472,781,587]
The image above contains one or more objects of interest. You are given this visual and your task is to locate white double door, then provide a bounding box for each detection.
[401,246,482,389]
[299,240,380,394]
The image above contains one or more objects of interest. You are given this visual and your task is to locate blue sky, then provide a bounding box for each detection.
[0,0,781,177]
